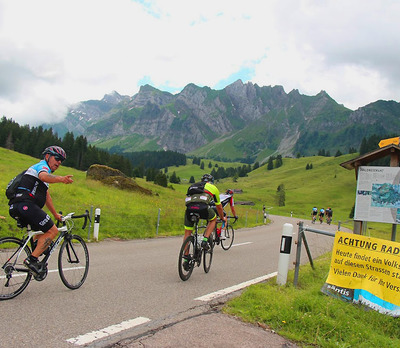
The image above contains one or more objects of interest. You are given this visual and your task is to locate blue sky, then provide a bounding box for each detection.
[1,0,399,125]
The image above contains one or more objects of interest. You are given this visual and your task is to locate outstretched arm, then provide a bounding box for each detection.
[39,172,73,184]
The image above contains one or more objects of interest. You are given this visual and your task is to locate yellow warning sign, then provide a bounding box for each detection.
[379,137,400,148]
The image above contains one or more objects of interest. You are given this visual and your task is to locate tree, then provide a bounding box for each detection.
[154,172,168,187]
[253,162,260,170]
[267,156,273,170]
[169,171,180,184]
[275,154,283,168]
[189,175,195,183]
[277,184,285,206]
[200,162,204,170]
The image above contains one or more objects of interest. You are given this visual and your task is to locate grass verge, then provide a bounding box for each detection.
[224,253,400,348]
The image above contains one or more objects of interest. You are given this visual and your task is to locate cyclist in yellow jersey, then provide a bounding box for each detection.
[184,174,226,249]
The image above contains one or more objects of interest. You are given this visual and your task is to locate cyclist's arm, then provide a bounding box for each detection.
[39,171,73,184]
[216,204,226,222]
[45,191,62,221]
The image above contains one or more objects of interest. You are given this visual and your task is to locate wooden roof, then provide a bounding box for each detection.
[340,144,400,175]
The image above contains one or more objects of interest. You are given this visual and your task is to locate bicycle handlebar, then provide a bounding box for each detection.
[217,215,238,224]
[58,210,91,230]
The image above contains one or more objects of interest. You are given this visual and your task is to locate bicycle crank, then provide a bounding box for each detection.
[33,264,48,281]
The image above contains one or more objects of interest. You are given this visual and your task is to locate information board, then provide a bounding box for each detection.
[354,166,400,224]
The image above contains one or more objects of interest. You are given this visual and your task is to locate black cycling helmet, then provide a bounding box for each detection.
[42,146,67,162]
[226,189,234,195]
[201,173,214,183]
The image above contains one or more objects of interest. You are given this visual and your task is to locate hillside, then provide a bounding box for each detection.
[44,80,400,162]
[1,147,360,241]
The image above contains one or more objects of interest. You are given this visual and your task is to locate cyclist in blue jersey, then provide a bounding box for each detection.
[319,208,325,224]
[8,146,74,274]
[311,206,318,223]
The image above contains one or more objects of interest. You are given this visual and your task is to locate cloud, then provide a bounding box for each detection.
[0,0,399,125]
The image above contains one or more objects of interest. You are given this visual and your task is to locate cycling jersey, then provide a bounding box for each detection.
[11,160,51,208]
[219,193,234,209]
[185,182,221,206]
[184,182,221,230]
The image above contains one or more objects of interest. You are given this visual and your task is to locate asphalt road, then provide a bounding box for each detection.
[0,215,342,347]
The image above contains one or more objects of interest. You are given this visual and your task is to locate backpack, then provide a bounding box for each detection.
[186,181,206,196]
[6,170,27,200]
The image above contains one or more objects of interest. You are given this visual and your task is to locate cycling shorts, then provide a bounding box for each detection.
[184,203,216,230]
[9,201,54,232]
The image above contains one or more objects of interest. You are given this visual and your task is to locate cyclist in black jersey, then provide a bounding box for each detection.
[8,146,74,274]
[184,174,226,249]
[215,189,238,239]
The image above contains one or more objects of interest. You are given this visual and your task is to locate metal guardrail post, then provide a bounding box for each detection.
[156,208,161,235]
[293,221,303,287]
[87,205,93,241]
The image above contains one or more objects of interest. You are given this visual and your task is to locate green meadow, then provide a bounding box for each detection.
[0,146,396,241]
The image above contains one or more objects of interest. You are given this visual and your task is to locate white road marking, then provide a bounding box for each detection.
[0,267,85,279]
[194,272,278,302]
[66,317,151,346]
[231,242,252,247]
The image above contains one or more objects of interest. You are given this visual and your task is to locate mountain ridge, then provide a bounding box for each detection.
[44,80,400,162]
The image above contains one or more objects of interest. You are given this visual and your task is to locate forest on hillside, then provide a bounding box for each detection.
[1,116,392,183]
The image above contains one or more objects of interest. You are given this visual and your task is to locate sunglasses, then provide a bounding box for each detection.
[53,155,64,162]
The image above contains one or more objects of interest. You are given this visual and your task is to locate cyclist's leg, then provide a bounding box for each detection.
[204,218,216,238]
[11,202,57,259]
[203,205,217,239]
[32,225,58,258]
[183,207,195,245]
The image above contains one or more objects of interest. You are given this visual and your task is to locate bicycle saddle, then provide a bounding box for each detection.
[189,212,201,222]
[14,216,28,229]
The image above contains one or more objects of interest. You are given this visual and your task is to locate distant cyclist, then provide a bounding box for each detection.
[216,189,238,239]
[319,208,325,224]
[183,174,226,256]
[8,146,73,274]
[325,207,333,224]
[311,206,318,224]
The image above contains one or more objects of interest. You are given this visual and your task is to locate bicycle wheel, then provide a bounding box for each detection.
[0,237,32,300]
[58,234,89,289]
[203,234,213,273]
[221,225,235,250]
[178,235,195,281]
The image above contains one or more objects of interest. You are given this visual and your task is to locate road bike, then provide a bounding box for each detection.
[178,212,214,281]
[311,215,317,224]
[0,211,90,300]
[212,215,236,251]
[326,215,332,225]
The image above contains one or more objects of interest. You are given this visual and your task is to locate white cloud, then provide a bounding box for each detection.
[0,0,399,125]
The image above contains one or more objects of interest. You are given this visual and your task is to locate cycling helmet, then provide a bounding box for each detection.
[201,173,214,183]
[42,146,67,162]
[226,189,234,195]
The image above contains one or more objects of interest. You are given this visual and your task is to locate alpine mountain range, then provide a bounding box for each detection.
[44,79,400,163]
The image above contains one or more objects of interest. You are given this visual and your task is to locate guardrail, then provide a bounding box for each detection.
[293,221,336,287]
